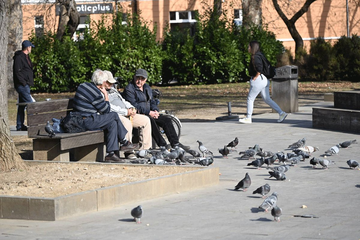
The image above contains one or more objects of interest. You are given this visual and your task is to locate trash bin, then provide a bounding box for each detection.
[272,65,298,113]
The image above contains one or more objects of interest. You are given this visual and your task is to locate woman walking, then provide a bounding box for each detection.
[239,40,287,124]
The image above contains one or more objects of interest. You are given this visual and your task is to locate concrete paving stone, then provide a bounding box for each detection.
[2,101,360,239]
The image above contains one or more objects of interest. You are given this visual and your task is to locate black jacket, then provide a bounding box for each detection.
[123,81,159,115]
[249,52,264,77]
[13,50,34,87]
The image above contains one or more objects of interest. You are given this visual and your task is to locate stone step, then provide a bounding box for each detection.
[334,90,360,110]
[312,107,360,133]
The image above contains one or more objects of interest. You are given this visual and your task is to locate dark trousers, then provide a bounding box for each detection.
[15,84,34,130]
[149,114,179,147]
[83,112,127,153]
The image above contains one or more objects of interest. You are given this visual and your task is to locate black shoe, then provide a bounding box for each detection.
[120,141,137,151]
[125,151,137,160]
[104,154,125,163]
[175,143,190,151]
[17,126,28,131]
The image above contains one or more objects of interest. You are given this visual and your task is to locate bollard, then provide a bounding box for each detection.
[227,102,232,116]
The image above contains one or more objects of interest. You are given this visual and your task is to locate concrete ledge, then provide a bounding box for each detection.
[324,93,334,102]
[0,167,219,221]
[334,90,360,110]
[312,107,360,133]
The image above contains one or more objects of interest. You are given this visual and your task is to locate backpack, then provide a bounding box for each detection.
[259,53,276,79]
[60,112,87,133]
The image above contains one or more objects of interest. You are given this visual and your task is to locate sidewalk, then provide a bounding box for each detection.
[2,101,360,239]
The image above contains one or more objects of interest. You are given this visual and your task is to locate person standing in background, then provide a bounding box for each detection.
[13,40,35,131]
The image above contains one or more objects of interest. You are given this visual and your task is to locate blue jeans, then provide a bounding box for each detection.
[246,75,283,118]
[15,84,33,130]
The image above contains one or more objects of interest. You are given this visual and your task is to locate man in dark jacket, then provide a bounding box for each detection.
[13,40,35,131]
[73,69,136,163]
[123,69,189,150]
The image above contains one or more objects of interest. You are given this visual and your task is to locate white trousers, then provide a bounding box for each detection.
[246,75,283,118]
[119,114,152,150]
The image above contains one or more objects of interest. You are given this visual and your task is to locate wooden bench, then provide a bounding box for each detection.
[26,99,106,162]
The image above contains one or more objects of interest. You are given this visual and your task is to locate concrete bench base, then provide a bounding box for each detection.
[312,107,360,133]
[0,166,219,221]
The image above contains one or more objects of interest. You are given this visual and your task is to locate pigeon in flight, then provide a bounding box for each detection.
[271,205,282,222]
[339,140,357,148]
[234,172,251,191]
[253,183,271,198]
[259,192,278,212]
[288,138,306,149]
[268,171,286,180]
[45,121,56,138]
[322,145,340,157]
[131,205,143,223]
[197,140,213,157]
[218,146,230,158]
[227,137,239,149]
[247,158,265,169]
[347,159,359,169]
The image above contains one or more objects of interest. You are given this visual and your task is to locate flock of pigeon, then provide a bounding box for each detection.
[223,137,358,222]
[129,137,358,223]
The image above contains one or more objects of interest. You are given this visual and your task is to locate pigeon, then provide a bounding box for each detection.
[45,121,56,138]
[218,146,230,158]
[309,157,320,168]
[251,144,263,154]
[247,158,265,169]
[322,145,340,157]
[197,140,213,157]
[276,152,288,164]
[271,205,282,222]
[257,151,274,158]
[252,183,271,198]
[288,155,303,165]
[197,156,214,166]
[292,149,310,159]
[319,158,331,169]
[136,149,150,158]
[288,138,306,149]
[268,171,286,180]
[269,165,290,173]
[339,140,357,148]
[239,149,257,160]
[296,146,319,153]
[259,192,278,212]
[226,137,239,149]
[187,149,201,158]
[234,172,251,191]
[131,205,142,223]
[347,160,359,169]
[264,154,277,167]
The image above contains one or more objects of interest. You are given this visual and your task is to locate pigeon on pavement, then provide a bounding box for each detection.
[319,158,331,169]
[239,149,257,160]
[322,145,340,157]
[259,192,278,212]
[339,140,357,148]
[271,205,282,222]
[296,145,319,153]
[187,149,201,158]
[234,172,251,191]
[264,154,277,167]
[197,156,214,166]
[45,121,56,138]
[131,205,143,223]
[288,138,306,149]
[347,159,359,169]
[247,158,265,169]
[276,152,288,164]
[268,171,286,180]
[269,165,290,173]
[226,137,239,149]
[218,146,230,158]
[197,140,213,157]
[309,157,320,168]
[253,183,271,198]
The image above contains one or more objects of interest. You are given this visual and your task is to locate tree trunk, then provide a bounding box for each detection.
[56,0,80,40]
[242,0,263,28]
[272,0,317,57]
[0,0,27,172]
[7,0,22,99]
[211,0,222,20]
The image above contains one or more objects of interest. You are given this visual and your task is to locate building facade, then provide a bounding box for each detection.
[21,0,360,53]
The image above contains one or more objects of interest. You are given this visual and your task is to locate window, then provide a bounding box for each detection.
[169,11,197,36]
[74,15,90,41]
[34,16,44,37]
[234,9,243,26]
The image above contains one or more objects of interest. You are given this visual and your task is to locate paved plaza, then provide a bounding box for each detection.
[2,101,360,239]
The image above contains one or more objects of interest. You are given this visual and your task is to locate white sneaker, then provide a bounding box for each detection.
[239,118,252,124]
[278,112,288,123]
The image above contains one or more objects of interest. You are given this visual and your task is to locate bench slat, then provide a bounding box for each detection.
[27,98,74,115]
[27,111,69,127]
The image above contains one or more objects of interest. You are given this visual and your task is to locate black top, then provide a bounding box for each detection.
[249,52,265,77]
[13,50,34,87]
